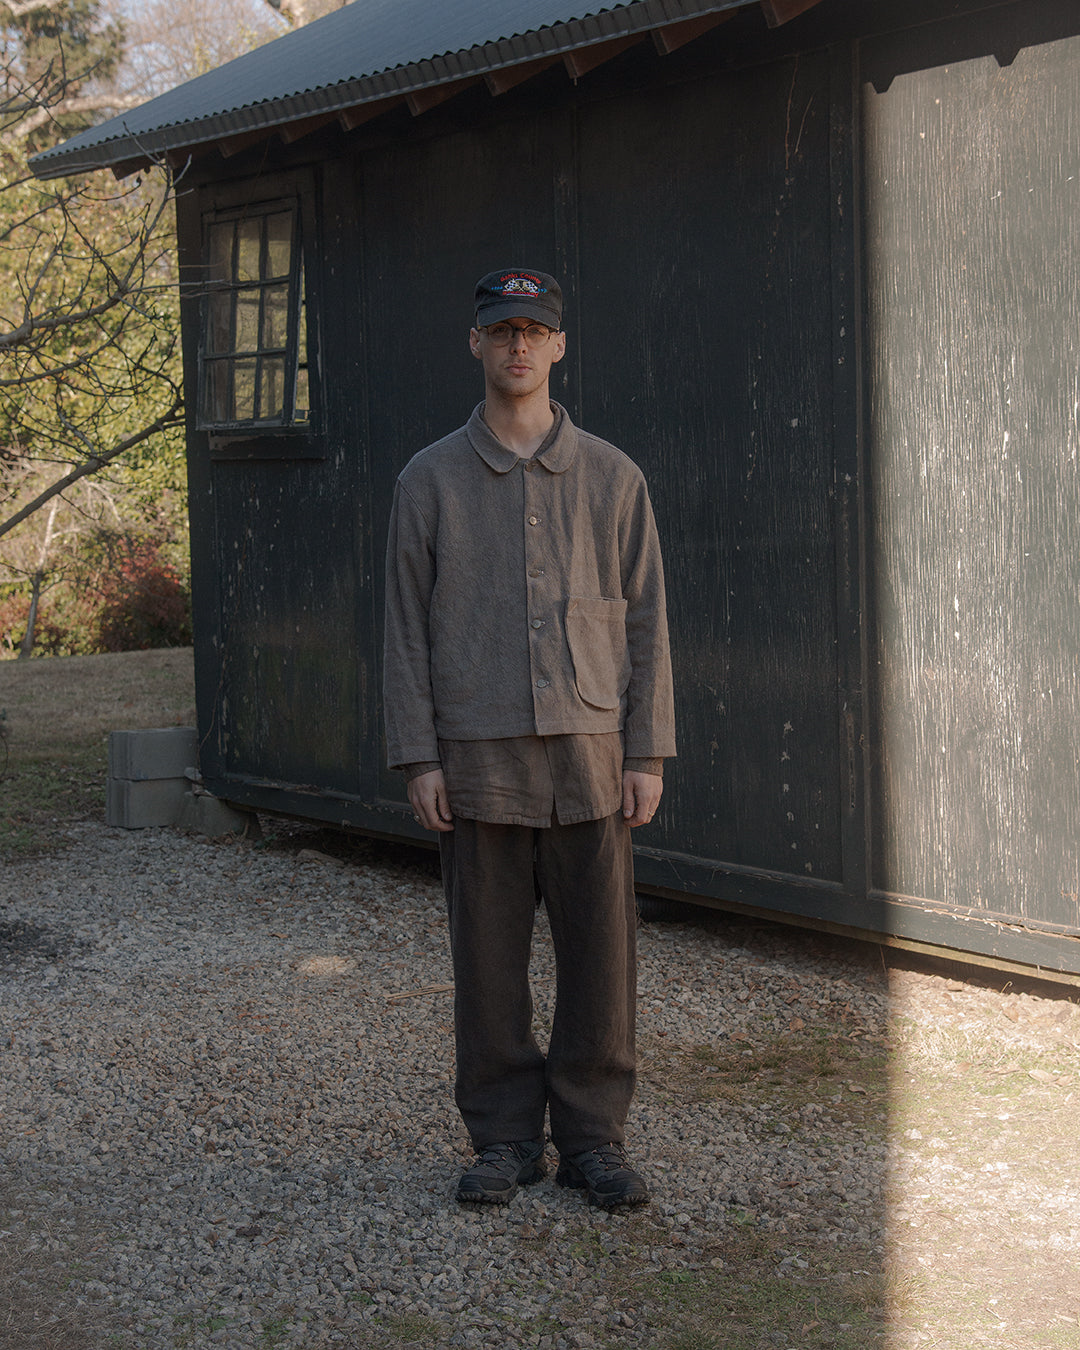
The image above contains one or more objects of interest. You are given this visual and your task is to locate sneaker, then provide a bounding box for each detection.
[456,1138,546,1204]
[555,1142,649,1208]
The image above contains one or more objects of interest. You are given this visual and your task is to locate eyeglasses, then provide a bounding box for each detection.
[479,322,559,347]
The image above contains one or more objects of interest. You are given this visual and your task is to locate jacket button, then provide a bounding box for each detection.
[528,515,540,526]
[528,567,544,578]
[535,678,549,689]
[530,618,544,629]
[524,461,535,472]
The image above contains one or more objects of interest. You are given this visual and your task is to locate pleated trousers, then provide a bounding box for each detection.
[438,811,637,1156]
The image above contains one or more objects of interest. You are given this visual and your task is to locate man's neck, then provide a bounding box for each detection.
[482,387,555,458]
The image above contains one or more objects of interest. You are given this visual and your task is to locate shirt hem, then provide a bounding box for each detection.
[451,803,620,828]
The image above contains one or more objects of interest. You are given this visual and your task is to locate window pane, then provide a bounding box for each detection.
[204,359,232,423]
[235,218,262,284]
[259,357,285,421]
[294,366,310,423]
[206,222,234,284]
[297,261,307,363]
[207,291,233,355]
[265,211,293,279]
[262,284,289,350]
[235,290,261,353]
[233,359,257,422]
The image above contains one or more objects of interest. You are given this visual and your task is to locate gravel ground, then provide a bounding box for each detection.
[1,820,1076,1349]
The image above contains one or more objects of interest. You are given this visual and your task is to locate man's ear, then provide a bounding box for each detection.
[469,328,483,360]
[550,331,567,365]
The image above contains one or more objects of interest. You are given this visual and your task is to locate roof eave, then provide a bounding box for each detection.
[29,0,822,180]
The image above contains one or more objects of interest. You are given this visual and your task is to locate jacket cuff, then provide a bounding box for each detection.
[403,761,442,782]
[623,756,664,777]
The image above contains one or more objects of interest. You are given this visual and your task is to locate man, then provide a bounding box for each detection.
[383,268,675,1208]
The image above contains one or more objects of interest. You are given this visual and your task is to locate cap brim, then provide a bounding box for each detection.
[475,300,561,329]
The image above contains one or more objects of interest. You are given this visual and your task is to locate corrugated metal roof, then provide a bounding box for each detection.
[29,0,772,178]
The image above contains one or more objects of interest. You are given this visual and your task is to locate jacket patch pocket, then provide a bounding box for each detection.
[566,596,630,711]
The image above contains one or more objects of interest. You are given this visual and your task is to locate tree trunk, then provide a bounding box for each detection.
[17,499,59,659]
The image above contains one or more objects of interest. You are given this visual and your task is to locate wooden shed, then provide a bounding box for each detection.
[33,0,1080,979]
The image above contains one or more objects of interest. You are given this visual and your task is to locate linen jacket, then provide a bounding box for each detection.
[383,403,676,770]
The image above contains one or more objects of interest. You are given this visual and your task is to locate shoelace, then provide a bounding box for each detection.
[478,1142,525,1167]
[582,1145,626,1172]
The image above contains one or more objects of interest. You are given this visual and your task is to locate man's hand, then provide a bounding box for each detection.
[408,768,455,832]
[622,770,662,828]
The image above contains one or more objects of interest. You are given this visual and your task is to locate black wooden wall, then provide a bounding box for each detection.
[180,0,1080,974]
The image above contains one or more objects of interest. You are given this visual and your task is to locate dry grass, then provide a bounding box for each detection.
[0,1178,126,1350]
[0,647,196,758]
[0,647,195,859]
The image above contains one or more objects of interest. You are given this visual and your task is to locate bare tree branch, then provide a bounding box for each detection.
[0,91,141,146]
[0,393,184,540]
[2,148,176,345]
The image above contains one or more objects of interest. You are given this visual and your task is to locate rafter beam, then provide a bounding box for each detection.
[219,127,274,159]
[111,155,152,180]
[406,77,479,117]
[760,0,823,27]
[339,97,403,131]
[280,111,338,144]
[486,55,561,96]
[652,11,731,56]
[563,34,641,81]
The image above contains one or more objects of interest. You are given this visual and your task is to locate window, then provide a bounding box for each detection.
[199,201,310,430]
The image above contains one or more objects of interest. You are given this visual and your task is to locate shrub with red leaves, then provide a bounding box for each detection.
[92,536,192,653]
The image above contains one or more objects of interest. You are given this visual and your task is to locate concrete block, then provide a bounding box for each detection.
[108,727,198,782]
[105,726,257,837]
[176,792,260,839]
[107,776,191,829]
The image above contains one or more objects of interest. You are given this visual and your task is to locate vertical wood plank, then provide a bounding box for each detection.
[865,28,1080,924]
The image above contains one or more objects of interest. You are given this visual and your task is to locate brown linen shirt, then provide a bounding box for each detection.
[405,736,664,827]
[437,733,624,827]
[383,403,676,771]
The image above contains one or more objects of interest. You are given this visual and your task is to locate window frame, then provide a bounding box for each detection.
[196,191,319,457]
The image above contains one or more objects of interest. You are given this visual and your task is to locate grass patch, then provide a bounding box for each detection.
[0,647,195,860]
[690,1029,885,1087]
[257,1316,294,1348]
[643,1024,889,1127]
[646,1266,885,1350]
[0,1182,125,1350]
[593,1219,885,1350]
[366,1312,452,1347]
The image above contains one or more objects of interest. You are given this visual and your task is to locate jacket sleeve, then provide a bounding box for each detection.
[619,477,677,761]
[383,481,441,768]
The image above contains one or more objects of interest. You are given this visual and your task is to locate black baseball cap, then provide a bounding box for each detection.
[474,268,562,329]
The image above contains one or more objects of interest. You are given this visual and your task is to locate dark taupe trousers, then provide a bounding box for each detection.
[438,811,637,1157]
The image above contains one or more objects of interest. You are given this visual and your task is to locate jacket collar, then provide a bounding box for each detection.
[466,402,578,475]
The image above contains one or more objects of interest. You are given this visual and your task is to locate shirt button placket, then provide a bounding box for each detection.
[524,464,548,708]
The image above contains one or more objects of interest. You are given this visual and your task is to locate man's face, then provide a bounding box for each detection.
[469,316,566,399]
